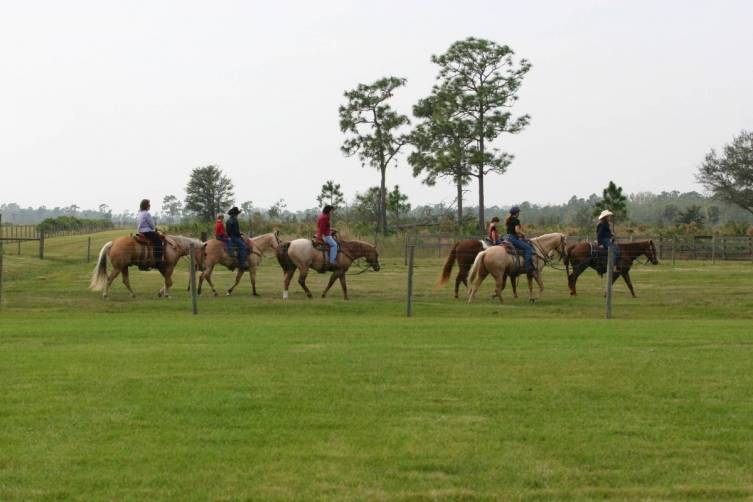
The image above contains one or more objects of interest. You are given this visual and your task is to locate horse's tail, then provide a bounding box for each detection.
[89,241,112,291]
[467,250,487,301]
[276,242,295,272]
[563,244,574,267]
[437,241,459,287]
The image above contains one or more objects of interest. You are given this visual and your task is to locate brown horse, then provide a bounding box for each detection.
[437,239,485,298]
[89,234,204,298]
[565,240,659,297]
[198,231,281,296]
[276,238,380,300]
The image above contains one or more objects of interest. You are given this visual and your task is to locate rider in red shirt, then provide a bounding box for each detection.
[214,214,228,241]
[487,216,502,245]
[316,205,337,268]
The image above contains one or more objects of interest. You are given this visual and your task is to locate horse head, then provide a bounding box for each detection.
[646,239,659,265]
[365,243,380,271]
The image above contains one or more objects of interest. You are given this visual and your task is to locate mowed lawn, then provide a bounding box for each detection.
[1,231,753,499]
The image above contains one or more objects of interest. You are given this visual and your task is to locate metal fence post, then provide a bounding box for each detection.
[605,246,614,319]
[38,230,45,259]
[189,244,198,315]
[406,245,415,318]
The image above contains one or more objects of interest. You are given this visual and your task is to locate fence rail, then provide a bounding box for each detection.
[399,233,753,263]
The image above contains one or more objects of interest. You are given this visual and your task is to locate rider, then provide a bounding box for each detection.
[214,213,228,242]
[487,216,503,245]
[226,207,248,271]
[136,199,164,272]
[317,205,337,269]
[505,206,534,274]
[597,209,620,272]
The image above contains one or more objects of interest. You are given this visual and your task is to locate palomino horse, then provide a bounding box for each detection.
[89,234,204,298]
[437,239,485,298]
[198,231,281,296]
[565,240,658,297]
[467,233,568,304]
[276,238,380,300]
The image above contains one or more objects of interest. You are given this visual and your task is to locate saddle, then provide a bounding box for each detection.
[482,237,526,276]
[221,238,251,270]
[133,232,166,246]
[312,235,342,273]
[589,242,614,274]
[132,232,171,271]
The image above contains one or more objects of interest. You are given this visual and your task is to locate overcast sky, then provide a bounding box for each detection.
[2,0,752,213]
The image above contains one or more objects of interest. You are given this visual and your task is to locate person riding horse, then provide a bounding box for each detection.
[226,207,248,271]
[136,199,164,272]
[214,213,228,242]
[597,209,620,272]
[487,216,503,245]
[317,205,338,270]
[505,206,534,274]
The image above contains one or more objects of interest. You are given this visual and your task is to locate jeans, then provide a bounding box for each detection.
[142,231,163,265]
[228,236,248,269]
[323,235,338,264]
[508,235,534,271]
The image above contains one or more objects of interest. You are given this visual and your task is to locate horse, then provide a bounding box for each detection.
[467,233,568,304]
[197,231,281,296]
[437,239,486,298]
[89,234,204,298]
[276,238,380,300]
[565,239,659,297]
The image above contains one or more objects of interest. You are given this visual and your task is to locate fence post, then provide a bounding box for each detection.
[711,235,716,264]
[17,240,21,256]
[87,236,92,262]
[38,230,45,259]
[404,232,408,266]
[671,237,676,266]
[189,244,198,315]
[605,246,614,319]
[0,238,4,311]
[406,245,415,318]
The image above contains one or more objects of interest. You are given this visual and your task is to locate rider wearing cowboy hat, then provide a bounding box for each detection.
[226,206,248,271]
[505,206,534,274]
[597,209,620,272]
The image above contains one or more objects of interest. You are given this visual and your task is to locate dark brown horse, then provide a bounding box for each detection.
[565,240,659,297]
[438,239,485,298]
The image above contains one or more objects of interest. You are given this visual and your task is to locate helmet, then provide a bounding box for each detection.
[509,206,520,215]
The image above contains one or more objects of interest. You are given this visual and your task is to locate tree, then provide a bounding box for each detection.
[706,205,721,225]
[267,199,287,219]
[662,204,679,224]
[697,130,753,216]
[240,201,254,214]
[593,181,628,220]
[161,195,183,223]
[316,180,345,209]
[409,87,473,226]
[676,205,705,226]
[353,187,381,232]
[339,77,410,235]
[386,185,411,228]
[184,166,234,221]
[431,37,532,231]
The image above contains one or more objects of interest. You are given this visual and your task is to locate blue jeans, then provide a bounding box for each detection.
[228,236,247,268]
[323,235,338,264]
[508,235,534,271]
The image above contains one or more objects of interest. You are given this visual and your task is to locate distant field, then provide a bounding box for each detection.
[1,231,753,499]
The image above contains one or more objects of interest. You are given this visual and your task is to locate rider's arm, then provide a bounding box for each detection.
[515,224,524,238]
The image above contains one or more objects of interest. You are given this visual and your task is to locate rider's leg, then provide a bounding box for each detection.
[324,235,338,265]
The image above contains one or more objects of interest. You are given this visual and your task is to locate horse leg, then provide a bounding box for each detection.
[282,269,295,300]
[161,267,174,298]
[568,261,587,296]
[455,265,469,299]
[103,268,121,299]
[493,272,504,304]
[621,270,637,298]
[121,267,136,298]
[528,275,536,304]
[297,267,313,299]
[512,275,518,298]
[535,270,544,293]
[321,270,340,298]
[227,269,244,296]
[202,265,218,296]
[467,267,488,303]
[338,273,349,300]
[250,265,259,296]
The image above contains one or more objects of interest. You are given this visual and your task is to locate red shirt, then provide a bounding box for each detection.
[316,212,331,240]
[214,219,227,239]
[488,223,499,242]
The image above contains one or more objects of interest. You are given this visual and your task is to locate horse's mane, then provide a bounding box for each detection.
[168,235,204,251]
[341,239,376,256]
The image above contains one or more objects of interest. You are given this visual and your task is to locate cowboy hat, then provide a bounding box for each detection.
[598,209,613,220]
[227,206,241,215]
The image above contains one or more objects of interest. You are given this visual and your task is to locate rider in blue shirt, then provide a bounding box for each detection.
[505,206,534,274]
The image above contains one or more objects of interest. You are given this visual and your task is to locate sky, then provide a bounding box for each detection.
[2,0,752,213]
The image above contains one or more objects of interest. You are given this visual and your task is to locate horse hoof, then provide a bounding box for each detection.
[306,294,313,299]
[213,291,218,297]
[529,298,536,304]
[253,293,260,297]
[226,292,231,296]
[282,291,289,300]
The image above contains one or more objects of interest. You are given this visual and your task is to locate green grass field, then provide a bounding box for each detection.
[2,231,753,499]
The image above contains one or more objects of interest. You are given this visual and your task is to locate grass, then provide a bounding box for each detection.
[1,231,753,499]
